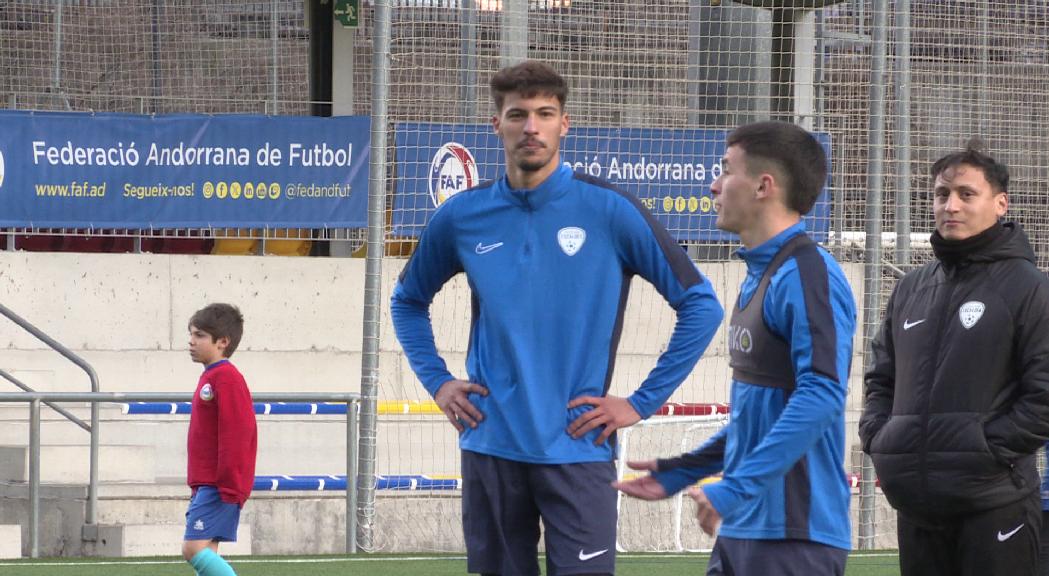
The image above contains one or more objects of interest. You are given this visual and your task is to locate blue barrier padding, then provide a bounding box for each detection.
[253,474,462,491]
[253,475,347,491]
[120,402,350,415]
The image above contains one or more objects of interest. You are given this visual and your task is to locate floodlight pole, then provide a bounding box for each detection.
[357,0,392,553]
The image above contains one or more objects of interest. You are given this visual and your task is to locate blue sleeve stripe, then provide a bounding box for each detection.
[793,246,839,381]
[603,272,632,395]
[468,290,479,348]
[572,172,701,290]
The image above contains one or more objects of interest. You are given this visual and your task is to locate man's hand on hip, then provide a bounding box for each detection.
[434,379,489,432]
[566,394,641,445]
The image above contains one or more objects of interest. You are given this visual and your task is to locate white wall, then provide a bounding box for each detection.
[0,251,866,416]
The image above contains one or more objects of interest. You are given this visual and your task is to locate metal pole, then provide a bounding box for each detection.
[358,0,392,551]
[893,0,912,266]
[770,8,796,123]
[859,0,889,551]
[0,392,360,555]
[833,139,847,260]
[979,0,989,135]
[458,0,478,121]
[52,0,68,110]
[685,0,702,128]
[88,400,99,528]
[152,0,162,114]
[271,0,280,114]
[500,0,528,67]
[346,400,359,553]
[0,369,89,431]
[29,399,40,558]
[0,302,101,528]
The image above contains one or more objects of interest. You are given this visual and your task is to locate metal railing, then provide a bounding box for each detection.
[0,391,360,558]
[0,302,102,531]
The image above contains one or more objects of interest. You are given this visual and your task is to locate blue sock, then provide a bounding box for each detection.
[189,548,237,576]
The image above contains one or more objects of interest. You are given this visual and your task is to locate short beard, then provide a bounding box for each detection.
[515,157,549,172]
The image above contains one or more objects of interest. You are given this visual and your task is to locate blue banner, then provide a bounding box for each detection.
[393,123,832,242]
[0,111,371,228]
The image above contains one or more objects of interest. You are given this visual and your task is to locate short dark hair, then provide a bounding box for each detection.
[188,303,244,357]
[930,139,1009,194]
[489,60,568,113]
[726,121,828,215]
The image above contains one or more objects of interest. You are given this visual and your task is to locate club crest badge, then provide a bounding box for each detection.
[959,301,985,329]
[429,142,479,208]
[557,227,586,256]
[200,383,214,401]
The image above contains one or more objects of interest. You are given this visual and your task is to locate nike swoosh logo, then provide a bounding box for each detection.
[578,548,609,561]
[475,242,504,255]
[998,524,1024,542]
[903,318,926,330]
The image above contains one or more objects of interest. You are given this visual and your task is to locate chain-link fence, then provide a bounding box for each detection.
[5,0,1049,552]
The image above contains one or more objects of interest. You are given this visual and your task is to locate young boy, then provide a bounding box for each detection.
[183,303,257,576]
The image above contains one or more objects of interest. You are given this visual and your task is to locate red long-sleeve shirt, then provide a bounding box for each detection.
[187,360,257,505]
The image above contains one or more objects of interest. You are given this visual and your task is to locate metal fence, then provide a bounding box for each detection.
[6,0,1049,552]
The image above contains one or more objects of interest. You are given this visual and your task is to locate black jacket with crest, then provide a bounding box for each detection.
[860,222,1049,519]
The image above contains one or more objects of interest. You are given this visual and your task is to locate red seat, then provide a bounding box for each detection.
[140,237,214,254]
[12,234,65,252]
[59,234,134,253]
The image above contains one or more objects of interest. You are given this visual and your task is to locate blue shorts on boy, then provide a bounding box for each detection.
[185,485,242,542]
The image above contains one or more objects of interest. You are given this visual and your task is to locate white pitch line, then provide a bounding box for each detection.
[0,556,467,567]
[0,551,900,568]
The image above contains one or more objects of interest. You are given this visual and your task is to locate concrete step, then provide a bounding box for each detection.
[0,445,155,483]
[94,523,252,557]
[0,525,21,558]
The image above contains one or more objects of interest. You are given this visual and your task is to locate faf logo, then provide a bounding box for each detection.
[200,383,214,402]
[557,227,586,256]
[959,301,985,329]
[429,142,479,208]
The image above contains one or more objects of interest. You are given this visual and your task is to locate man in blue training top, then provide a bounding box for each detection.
[615,121,857,575]
[390,60,724,576]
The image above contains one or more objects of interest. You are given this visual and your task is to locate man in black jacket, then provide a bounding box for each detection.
[860,143,1049,576]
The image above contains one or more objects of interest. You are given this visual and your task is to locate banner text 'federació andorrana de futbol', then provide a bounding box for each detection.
[0,111,371,229]
[393,123,832,243]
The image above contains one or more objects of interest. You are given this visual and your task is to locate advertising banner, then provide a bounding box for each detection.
[0,111,371,228]
[393,123,831,242]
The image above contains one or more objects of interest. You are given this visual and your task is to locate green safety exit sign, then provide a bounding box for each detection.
[335,0,359,28]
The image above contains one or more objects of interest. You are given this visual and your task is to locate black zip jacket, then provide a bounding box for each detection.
[859,222,1049,519]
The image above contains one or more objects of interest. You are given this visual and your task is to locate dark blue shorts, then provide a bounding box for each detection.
[462,450,617,576]
[706,536,848,576]
[184,485,242,542]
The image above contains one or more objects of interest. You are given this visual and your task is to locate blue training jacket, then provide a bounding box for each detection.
[391,164,723,464]
[652,223,856,550]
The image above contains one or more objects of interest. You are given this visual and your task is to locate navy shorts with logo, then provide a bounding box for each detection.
[461,450,617,576]
[184,485,242,542]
